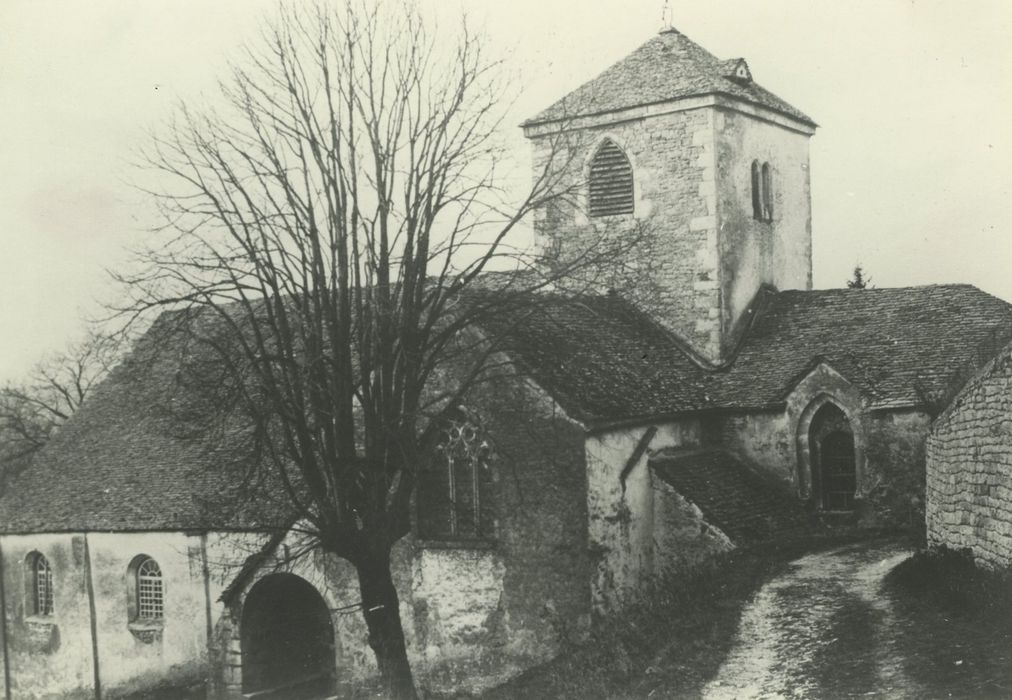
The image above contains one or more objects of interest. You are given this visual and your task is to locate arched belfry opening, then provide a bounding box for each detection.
[588,139,634,217]
[241,573,337,698]
[808,403,857,511]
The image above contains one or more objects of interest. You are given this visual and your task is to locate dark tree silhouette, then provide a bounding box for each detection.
[116,2,630,696]
[847,264,872,289]
[0,331,121,490]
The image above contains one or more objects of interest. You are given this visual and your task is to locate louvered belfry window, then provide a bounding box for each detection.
[589,139,634,217]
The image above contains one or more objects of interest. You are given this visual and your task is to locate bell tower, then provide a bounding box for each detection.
[523,27,816,363]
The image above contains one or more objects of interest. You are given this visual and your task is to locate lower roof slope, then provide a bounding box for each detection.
[651,447,810,544]
[0,315,296,534]
[492,284,1012,425]
[0,283,1008,534]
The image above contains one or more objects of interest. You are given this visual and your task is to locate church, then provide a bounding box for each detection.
[1,25,1010,700]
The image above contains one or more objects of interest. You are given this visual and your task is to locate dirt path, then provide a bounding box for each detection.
[701,540,1010,699]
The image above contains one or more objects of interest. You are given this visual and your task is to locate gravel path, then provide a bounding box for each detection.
[701,540,1010,699]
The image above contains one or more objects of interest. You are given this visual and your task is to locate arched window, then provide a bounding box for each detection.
[26,552,54,616]
[129,556,164,621]
[751,160,774,222]
[589,139,634,217]
[761,162,773,221]
[751,160,762,220]
[417,408,495,541]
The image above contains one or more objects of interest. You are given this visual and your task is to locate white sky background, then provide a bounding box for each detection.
[1,0,1010,383]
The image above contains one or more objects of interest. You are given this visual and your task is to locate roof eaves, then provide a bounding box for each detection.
[522,89,817,131]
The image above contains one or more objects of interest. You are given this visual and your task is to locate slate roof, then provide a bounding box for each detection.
[712,285,1012,411]
[650,447,811,544]
[489,285,1012,425]
[1,284,1008,533]
[525,28,815,127]
[480,292,713,421]
[0,313,298,534]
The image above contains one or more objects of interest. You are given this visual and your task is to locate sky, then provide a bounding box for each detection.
[1,0,1010,383]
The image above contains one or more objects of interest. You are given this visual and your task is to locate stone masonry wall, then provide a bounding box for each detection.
[719,363,932,529]
[713,108,812,347]
[585,419,736,614]
[927,345,1012,570]
[528,107,722,360]
[407,370,592,693]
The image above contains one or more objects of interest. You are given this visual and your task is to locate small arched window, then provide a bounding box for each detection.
[750,160,762,220]
[761,162,773,221]
[129,556,164,621]
[589,139,634,218]
[26,552,54,616]
[751,160,774,222]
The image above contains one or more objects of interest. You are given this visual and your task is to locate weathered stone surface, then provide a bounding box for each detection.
[528,97,812,364]
[718,362,932,528]
[926,345,1012,570]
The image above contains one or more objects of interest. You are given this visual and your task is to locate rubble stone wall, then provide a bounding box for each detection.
[926,345,1012,570]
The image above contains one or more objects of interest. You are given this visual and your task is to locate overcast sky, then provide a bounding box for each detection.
[1,0,1010,383]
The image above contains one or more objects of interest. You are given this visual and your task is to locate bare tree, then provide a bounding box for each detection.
[0,331,121,489]
[116,2,627,696]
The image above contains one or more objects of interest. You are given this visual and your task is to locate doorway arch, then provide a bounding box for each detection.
[808,403,857,511]
[241,573,336,698]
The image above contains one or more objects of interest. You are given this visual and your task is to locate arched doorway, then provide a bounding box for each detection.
[808,403,857,511]
[241,573,336,699]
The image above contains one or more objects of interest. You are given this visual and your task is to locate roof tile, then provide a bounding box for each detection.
[525,29,814,127]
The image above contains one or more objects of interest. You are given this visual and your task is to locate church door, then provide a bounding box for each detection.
[241,573,337,699]
[819,430,856,511]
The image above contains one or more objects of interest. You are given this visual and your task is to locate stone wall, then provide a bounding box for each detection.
[0,531,212,699]
[926,345,1012,570]
[713,107,812,346]
[407,371,592,692]
[528,106,722,360]
[718,362,932,528]
[526,99,813,364]
[585,419,733,614]
[0,533,97,699]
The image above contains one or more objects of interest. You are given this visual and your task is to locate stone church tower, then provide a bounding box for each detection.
[523,27,817,363]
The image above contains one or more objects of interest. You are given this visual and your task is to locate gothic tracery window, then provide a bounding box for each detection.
[418,408,495,541]
[589,139,635,217]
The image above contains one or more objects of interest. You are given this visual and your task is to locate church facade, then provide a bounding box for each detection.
[1,26,1011,699]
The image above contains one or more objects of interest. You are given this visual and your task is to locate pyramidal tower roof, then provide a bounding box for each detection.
[524,27,815,128]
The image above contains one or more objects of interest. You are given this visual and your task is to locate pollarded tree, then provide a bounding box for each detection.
[118,2,629,696]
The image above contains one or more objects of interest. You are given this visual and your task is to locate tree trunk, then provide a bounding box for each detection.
[356,543,417,699]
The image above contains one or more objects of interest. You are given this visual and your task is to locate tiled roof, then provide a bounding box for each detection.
[1,284,1008,533]
[714,285,1012,411]
[490,285,1012,425]
[0,314,298,534]
[650,447,810,544]
[480,293,713,423]
[524,28,815,127]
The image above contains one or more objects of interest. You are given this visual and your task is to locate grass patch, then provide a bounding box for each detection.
[882,547,1012,697]
[884,546,1012,621]
[483,533,882,700]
